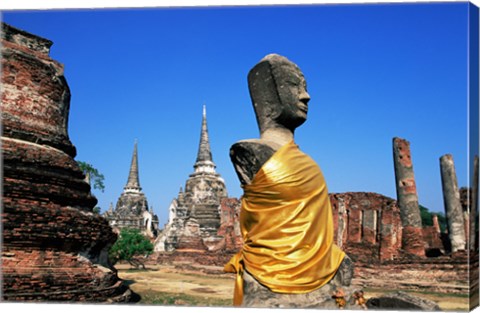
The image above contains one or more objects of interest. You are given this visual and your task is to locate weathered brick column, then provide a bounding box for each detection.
[464,211,470,245]
[471,155,479,251]
[440,154,466,252]
[392,137,425,257]
[1,23,136,302]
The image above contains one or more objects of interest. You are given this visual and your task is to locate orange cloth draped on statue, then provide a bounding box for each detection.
[224,140,345,306]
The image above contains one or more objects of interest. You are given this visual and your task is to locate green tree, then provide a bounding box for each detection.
[419,205,433,227]
[420,204,446,232]
[436,212,447,233]
[77,161,105,192]
[109,228,153,269]
[78,161,105,214]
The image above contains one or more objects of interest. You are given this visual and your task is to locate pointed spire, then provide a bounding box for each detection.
[196,104,213,163]
[124,139,142,192]
[192,105,218,175]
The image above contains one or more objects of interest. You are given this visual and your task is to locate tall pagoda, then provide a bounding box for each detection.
[103,141,159,238]
[155,105,227,251]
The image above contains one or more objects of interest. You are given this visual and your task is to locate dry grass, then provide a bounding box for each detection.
[116,264,471,310]
[117,264,234,306]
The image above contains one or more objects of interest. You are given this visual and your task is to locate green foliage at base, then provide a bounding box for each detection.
[109,228,153,268]
[420,205,446,232]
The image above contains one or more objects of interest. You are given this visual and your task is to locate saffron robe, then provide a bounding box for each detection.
[225,140,345,306]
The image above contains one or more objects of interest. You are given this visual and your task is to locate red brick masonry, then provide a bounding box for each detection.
[1,23,135,302]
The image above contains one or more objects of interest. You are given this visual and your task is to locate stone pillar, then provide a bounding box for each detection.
[392,137,425,257]
[464,211,470,243]
[440,154,466,252]
[471,155,479,251]
[362,210,377,244]
[432,214,441,233]
[336,197,347,248]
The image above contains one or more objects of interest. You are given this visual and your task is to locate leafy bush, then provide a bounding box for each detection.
[109,228,153,269]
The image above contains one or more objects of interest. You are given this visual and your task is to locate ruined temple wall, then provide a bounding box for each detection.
[1,25,74,154]
[2,249,122,301]
[354,253,471,295]
[378,205,402,261]
[182,174,226,237]
[160,189,446,262]
[330,192,402,262]
[422,226,444,251]
[1,23,134,302]
[217,198,243,252]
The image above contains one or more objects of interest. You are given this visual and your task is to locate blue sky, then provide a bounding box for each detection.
[1,2,475,226]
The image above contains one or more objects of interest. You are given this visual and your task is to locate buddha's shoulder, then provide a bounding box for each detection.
[229,139,277,161]
[229,140,277,185]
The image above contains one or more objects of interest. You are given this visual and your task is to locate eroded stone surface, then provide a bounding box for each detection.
[1,22,135,302]
[215,198,243,252]
[103,141,159,239]
[330,192,403,262]
[393,137,426,257]
[155,106,227,252]
[440,154,466,252]
[471,156,479,251]
[367,291,441,311]
[241,258,357,309]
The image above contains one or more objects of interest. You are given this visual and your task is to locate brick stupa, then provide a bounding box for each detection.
[1,23,136,302]
[155,105,227,252]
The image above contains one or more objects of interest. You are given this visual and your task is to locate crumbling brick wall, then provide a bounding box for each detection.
[422,226,444,254]
[216,198,243,252]
[354,252,472,294]
[330,192,402,263]
[1,22,135,302]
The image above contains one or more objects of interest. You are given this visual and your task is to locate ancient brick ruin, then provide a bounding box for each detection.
[154,106,228,252]
[216,198,243,252]
[139,107,475,300]
[1,23,136,302]
[330,192,402,263]
[194,134,474,296]
[440,154,467,252]
[328,138,476,296]
[149,128,475,287]
[3,20,474,305]
[328,138,477,265]
[103,141,159,238]
[393,137,426,257]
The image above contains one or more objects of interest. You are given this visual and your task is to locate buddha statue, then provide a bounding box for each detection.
[225,54,354,308]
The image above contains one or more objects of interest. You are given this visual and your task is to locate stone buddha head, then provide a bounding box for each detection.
[248,54,311,134]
